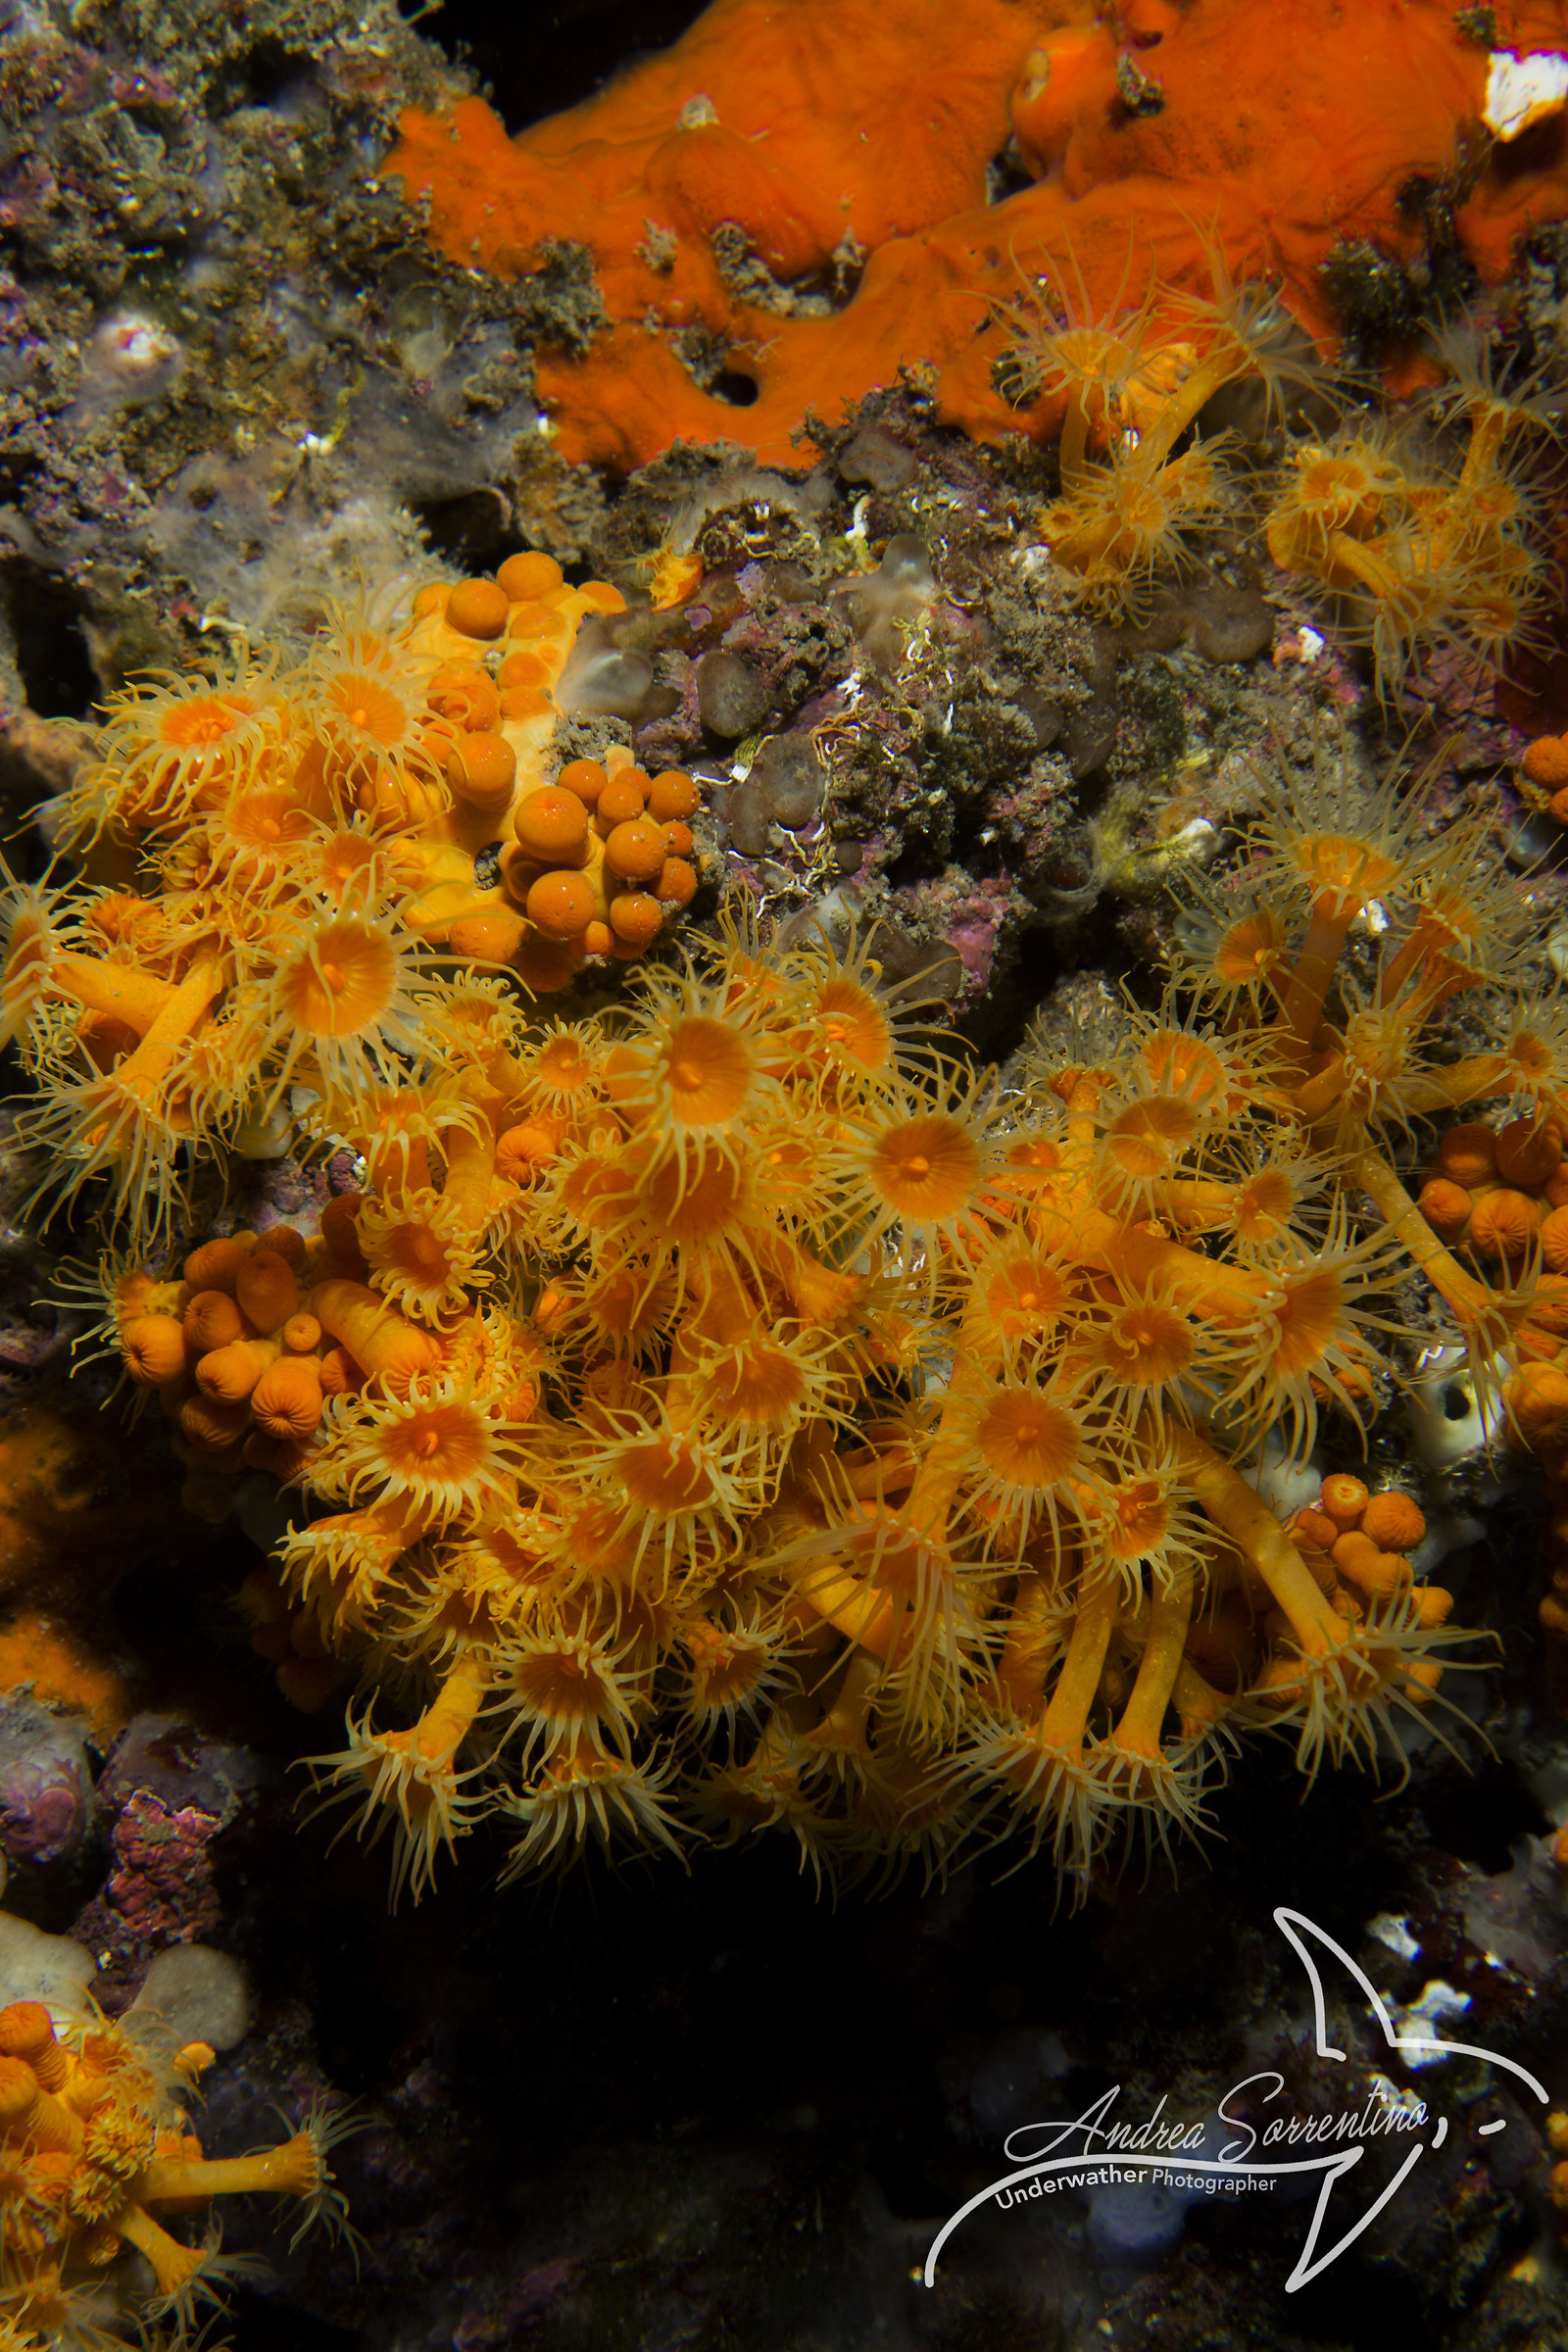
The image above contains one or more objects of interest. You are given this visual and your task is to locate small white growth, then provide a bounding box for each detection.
[1367,1912,1421,1962]
[1297,625,1326,663]
[127,1943,249,2053]
[1485,51,1568,141]
[1394,1980,1471,2066]
[0,1910,97,2024]
[1168,817,1217,858]
[1247,1433,1322,1520]
[1366,2072,1428,2118]
[93,311,180,384]
[67,309,184,431]
[1405,1344,1506,1467]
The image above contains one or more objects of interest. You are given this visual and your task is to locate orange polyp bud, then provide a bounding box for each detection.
[1417,1584,1453,1627]
[0,2004,65,2091]
[657,856,699,906]
[318,1346,361,1396]
[497,551,564,601]
[1318,1474,1369,1527]
[508,598,571,644]
[122,1313,188,1387]
[1524,734,1568,788]
[1399,1657,1443,1705]
[311,1278,443,1385]
[1505,1361,1568,1446]
[0,2054,39,2136]
[251,1354,325,1441]
[662,820,695,858]
[281,1312,322,1352]
[496,1119,563,1181]
[582,919,613,956]
[412,581,450,619]
[1292,1506,1341,1553]
[594,774,648,831]
[1494,1115,1563,1190]
[449,731,517,809]
[1331,1532,1411,1597]
[1359,1491,1426,1552]
[1468,1186,1541,1260]
[514,786,590,865]
[318,1193,368,1277]
[235,1251,299,1335]
[426,664,501,732]
[512,932,581,992]
[580,579,626,612]
[558,759,608,805]
[1436,1122,1497,1188]
[180,1392,250,1451]
[446,577,511,639]
[1540,1204,1568,1273]
[608,891,663,949]
[196,1336,280,1402]
[1416,1177,1473,1242]
[183,1289,246,1353]
[647,769,699,822]
[1552,786,1568,827]
[605,816,666,883]
[256,1226,307,1268]
[450,910,528,963]
[526,869,596,938]
[184,1238,250,1293]
[498,649,551,693]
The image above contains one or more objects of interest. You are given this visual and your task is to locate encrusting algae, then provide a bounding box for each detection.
[8,593,1568,1910]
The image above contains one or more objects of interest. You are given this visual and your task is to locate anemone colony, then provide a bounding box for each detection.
[5,480,1568,1919]
[0,1994,348,2346]
[984,255,1560,684]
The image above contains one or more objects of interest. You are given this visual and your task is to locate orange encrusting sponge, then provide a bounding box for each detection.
[384,0,1568,470]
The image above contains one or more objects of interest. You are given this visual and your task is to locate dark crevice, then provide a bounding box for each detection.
[417,0,712,130]
[4,562,99,719]
[708,369,760,408]
[410,487,515,570]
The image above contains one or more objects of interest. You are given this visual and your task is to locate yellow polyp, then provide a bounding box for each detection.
[409,1655,489,1766]
[137,2130,318,2209]
[1037,1576,1120,1753]
[1108,1565,1195,1761]
[1351,1149,1501,1332]
[791,1558,902,1661]
[1170,1428,1347,1661]
[47,952,177,1036]
[438,1122,498,1233]
[1277,901,1360,1052]
[109,2200,207,2297]
[998,1567,1064,1714]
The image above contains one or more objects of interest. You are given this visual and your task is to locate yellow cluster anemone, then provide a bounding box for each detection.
[48,720,1567,1905]
[0,1997,350,2348]
[2,557,702,1240]
[1005,265,1558,690]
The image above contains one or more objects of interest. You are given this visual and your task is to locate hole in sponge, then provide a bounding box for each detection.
[709,370,760,409]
